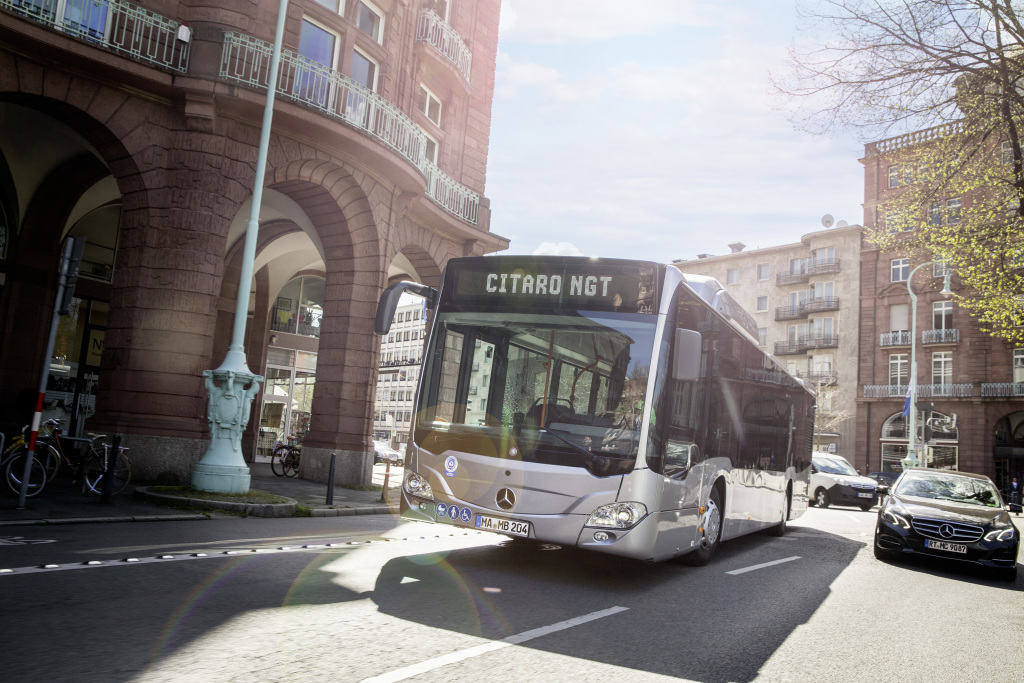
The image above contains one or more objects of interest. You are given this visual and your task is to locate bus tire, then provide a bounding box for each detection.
[686,487,722,566]
[767,490,789,537]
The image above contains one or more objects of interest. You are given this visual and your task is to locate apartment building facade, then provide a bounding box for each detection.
[859,127,1023,489]
[373,299,426,449]
[0,0,507,486]
[675,223,864,460]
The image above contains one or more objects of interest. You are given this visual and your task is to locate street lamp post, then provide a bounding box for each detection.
[191,0,290,493]
[902,261,953,470]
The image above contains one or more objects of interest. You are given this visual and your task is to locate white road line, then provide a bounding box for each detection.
[726,556,801,575]
[361,606,630,683]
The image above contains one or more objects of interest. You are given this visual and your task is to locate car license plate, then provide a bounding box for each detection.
[476,514,530,537]
[857,492,873,498]
[925,539,967,554]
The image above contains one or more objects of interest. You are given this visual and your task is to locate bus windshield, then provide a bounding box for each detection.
[414,309,657,476]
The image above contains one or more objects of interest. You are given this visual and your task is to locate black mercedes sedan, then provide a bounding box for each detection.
[874,468,1021,582]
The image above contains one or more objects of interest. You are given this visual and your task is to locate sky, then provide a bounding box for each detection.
[484,0,867,263]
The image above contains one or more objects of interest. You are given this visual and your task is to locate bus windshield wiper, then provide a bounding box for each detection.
[541,428,594,460]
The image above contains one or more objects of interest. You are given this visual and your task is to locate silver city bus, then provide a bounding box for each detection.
[375,256,815,564]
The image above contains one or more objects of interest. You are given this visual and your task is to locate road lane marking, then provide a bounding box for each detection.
[360,606,630,683]
[726,556,801,575]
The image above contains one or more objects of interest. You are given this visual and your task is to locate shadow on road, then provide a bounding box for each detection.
[368,527,864,683]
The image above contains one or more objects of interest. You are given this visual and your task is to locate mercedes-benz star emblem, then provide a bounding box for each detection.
[939,524,954,538]
[496,488,516,511]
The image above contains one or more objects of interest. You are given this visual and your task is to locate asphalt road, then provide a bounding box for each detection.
[1,506,1020,682]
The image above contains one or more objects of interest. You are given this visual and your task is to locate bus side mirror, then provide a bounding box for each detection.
[672,329,702,382]
[375,281,438,335]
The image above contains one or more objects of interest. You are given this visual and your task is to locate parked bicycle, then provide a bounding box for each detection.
[271,438,301,478]
[2,419,131,496]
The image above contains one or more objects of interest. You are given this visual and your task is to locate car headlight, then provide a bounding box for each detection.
[585,502,647,529]
[882,505,911,529]
[403,471,433,501]
[984,526,1017,542]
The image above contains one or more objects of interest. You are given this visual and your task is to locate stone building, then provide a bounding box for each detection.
[859,127,1023,488]
[0,0,508,486]
[373,298,425,450]
[674,222,864,460]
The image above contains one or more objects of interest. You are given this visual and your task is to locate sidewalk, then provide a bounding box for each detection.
[0,462,402,527]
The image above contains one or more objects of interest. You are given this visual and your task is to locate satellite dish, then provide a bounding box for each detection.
[821,214,834,228]
[836,220,848,228]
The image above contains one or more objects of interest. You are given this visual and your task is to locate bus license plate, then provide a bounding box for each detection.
[925,539,967,554]
[476,515,530,537]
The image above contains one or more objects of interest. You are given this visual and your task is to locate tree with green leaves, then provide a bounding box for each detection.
[775,0,1024,343]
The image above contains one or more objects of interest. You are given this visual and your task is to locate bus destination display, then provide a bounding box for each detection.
[448,258,659,314]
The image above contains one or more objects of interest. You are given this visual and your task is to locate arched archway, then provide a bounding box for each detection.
[993,411,1024,492]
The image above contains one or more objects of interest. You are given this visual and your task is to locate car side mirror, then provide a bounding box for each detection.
[876,485,890,496]
[1007,503,1023,513]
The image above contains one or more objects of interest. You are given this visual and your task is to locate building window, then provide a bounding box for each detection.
[888,165,900,189]
[932,351,952,386]
[809,281,834,299]
[434,0,451,21]
[757,263,769,280]
[1014,348,1024,383]
[933,301,953,330]
[889,303,908,332]
[295,19,339,104]
[889,354,908,385]
[424,133,438,164]
[946,197,961,224]
[726,269,738,285]
[313,0,342,12]
[418,84,442,126]
[891,258,910,282]
[757,328,767,347]
[756,295,768,312]
[790,257,808,275]
[351,47,378,90]
[933,257,951,277]
[357,0,384,43]
[928,202,942,227]
[811,246,835,263]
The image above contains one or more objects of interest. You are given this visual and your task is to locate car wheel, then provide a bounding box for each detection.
[684,487,723,566]
[815,488,830,508]
[873,528,894,562]
[996,564,1017,583]
[860,502,874,512]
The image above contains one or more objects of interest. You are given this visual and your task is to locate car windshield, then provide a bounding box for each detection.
[894,472,1001,507]
[814,456,858,476]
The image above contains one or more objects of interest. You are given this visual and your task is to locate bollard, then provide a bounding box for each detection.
[380,459,391,503]
[326,452,337,506]
[100,434,121,504]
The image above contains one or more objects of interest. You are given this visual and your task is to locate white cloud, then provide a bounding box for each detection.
[533,242,584,256]
[495,53,598,105]
[499,0,726,43]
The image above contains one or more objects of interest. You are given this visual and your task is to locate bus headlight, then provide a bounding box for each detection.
[585,502,647,529]
[403,471,433,501]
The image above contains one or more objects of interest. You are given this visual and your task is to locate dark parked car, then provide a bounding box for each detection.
[809,453,879,510]
[867,471,899,488]
[874,468,1021,582]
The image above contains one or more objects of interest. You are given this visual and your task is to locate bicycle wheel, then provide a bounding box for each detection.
[39,444,62,483]
[5,453,47,497]
[271,449,285,477]
[283,449,300,477]
[83,454,133,496]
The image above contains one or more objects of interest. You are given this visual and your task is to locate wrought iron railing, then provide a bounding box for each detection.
[219,32,480,225]
[880,330,912,346]
[425,161,479,224]
[798,370,838,385]
[415,8,471,83]
[922,328,960,344]
[2,0,191,72]
[775,259,841,285]
[773,334,839,355]
[981,382,1024,397]
[801,296,841,313]
[863,383,974,398]
[775,305,803,321]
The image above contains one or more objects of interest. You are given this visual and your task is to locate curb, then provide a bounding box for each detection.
[0,513,207,526]
[311,505,397,517]
[136,487,297,518]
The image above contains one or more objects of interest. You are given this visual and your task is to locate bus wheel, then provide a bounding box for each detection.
[768,493,789,537]
[686,488,722,566]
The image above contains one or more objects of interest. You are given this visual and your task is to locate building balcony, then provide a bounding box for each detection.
[802,296,841,313]
[379,358,420,369]
[1,0,191,73]
[797,370,838,385]
[415,8,472,84]
[981,382,1024,397]
[774,258,841,285]
[219,32,481,225]
[863,383,974,398]
[773,334,839,355]
[775,305,803,321]
[880,330,912,346]
[922,328,960,344]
